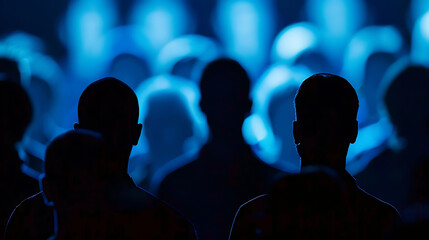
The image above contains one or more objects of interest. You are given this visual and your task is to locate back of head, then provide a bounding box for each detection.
[0,81,32,146]
[43,130,108,206]
[199,58,251,135]
[294,73,359,169]
[77,77,141,150]
[383,65,429,139]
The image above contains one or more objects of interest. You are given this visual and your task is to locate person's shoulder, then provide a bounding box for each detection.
[132,185,198,239]
[356,184,402,219]
[159,158,201,191]
[151,151,199,193]
[12,191,46,212]
[237,194,268,215]
[229,195,269,240]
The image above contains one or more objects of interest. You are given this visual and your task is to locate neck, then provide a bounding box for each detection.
[109,146,132,176]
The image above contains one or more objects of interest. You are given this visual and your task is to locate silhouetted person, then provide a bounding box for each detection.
[230,73,401,239]
[158,58,285,240]
[129,90,194,191]
[40,130,110,239]
[0,81,39,240]
[356,65,429,212]
[6,78,197,240]
[230,166,357,239]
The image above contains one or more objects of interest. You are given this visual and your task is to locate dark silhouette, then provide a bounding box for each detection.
[356,64,429,212]
[387,157,429,240]
[5,78,197,240]
[158,58,285,240]
[0,81,39,240]
[40,130,110,239]
[230,166,356,239]
[230,73,401,239]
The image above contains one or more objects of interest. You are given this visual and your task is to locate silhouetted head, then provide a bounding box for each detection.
[75,77,142,173]
[41,130,108,209]
[199,58,252,139]
[293,73,359,170]
[0,81,32,147]
[383,65,429,140]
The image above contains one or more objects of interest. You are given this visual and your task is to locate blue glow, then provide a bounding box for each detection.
[0,39,32,86]
[272,23,319,64]
[132,74,208,157]
[244,64,307,170]
[155,35,221,75]
[130,0,192,60]
[410,0,429,23]
[2,0,423,180]
[306,0,366,63]
[214,0,275,78]
[346,117,393,175]
[243,114,268,144]
[64,0,117,81]
[342,26,404,89]
[411,11,429,66]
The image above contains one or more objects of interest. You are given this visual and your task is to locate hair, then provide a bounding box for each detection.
[77,77,139,144]
[294,73,359,128]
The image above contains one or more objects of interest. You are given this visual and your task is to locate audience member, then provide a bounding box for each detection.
[158,58,285,240]
[0,81,39,240]
[356,64,429,212]
[5,77,197,240]
[229,73,401,239]
[129,90,194,191]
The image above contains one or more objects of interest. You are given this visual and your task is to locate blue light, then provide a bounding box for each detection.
[214,0,275,78]
[346,117,393,175]
[410,0,429,23]
[306,0,366,63]
[411,11,429,66]
[244,64,307,170]
[64,0,117,81]
[130,0,192,59]
[272,22,319,64]
[132,74,208,157]
[155,35,221,76]
[342,26,404,89]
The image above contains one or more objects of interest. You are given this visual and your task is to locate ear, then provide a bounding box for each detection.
[293,121,302,144]
[132,123,143,146]
[348,120,358,144]
[39,175,54,207]
[74,123,80,130]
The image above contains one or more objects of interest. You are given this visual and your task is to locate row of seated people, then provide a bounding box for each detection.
[1,58,427,239]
